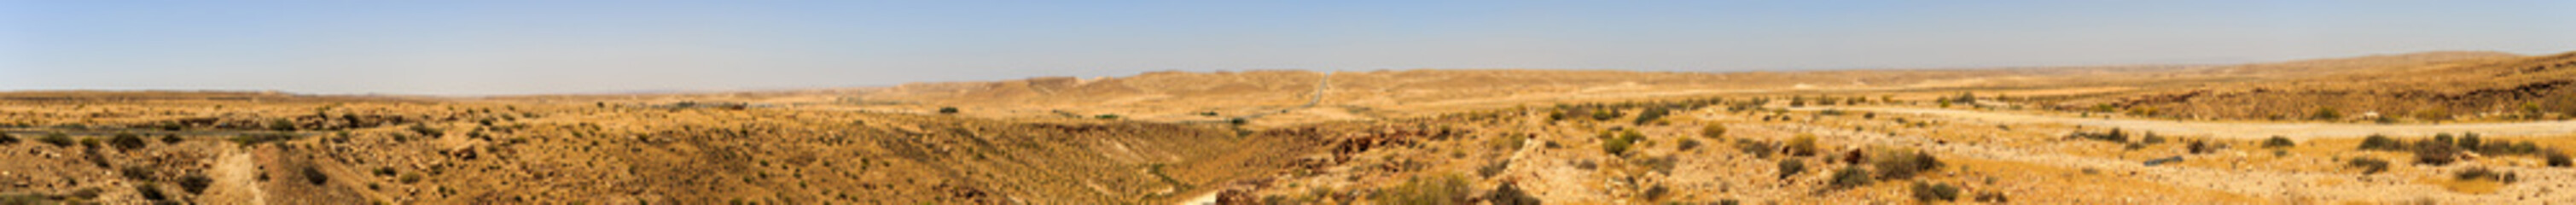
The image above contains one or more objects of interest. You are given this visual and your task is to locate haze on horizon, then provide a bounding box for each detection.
[5,1,2573,96]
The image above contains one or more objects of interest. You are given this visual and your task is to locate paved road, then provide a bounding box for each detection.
[1794,107,2576,139]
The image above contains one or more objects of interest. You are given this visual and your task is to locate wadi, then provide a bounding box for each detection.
[4,50,2575,204]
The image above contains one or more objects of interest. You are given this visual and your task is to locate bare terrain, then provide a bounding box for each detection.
[4,50,2576,204]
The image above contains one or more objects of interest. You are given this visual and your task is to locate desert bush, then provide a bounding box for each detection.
[177,174,212,194]
[1873,150,1944,180]
[1485,182,1540,205]
[1701,124,1727,139]
[110,132,148,150]
[1776,159,1806,179]
[303,167,330,184]
[78,138,101,148]
[2347,158,2391,174]
[2311,107,2341,120]
[407,124,442,137]
[1910,181,1960,202]
[2262,136,2294,149]
[938,107,959,114]
[135,182,167,201]
[159,134,181,144]
[1676,138,1701,151]
[1632,107,1670,124]
[1094,114,1119,120]
[1477,161,1510,178]
[2459,134,2483,151]
[2456,167,2515,183]
[1601,133,1639,155]
[1787,134,1819,156]
[1829,167,1874,189]
[0,132,15,144]
[267,118,297,132]
[1735,139,1776,158]
[2141,132,2166,144]
[1490,134,1527,150]
[1974,191,2010,202]
[1374,173,1471,205]
[39,132,73,147]
[2415,142,2461,166]
[2359,134,2402,150]
[2549,152,2572,167]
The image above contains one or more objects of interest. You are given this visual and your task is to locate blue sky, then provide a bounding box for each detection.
[5,1,2573,95]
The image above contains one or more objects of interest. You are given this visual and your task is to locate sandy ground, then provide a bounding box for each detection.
[1801,107,2576,139]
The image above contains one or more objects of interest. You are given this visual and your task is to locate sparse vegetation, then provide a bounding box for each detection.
[1910,181,1960,202]
[1776,158,1806,179]
[39,132,73,147]
[177,174,212,194]
[1871,149,1944,180]
[1701,124,1726,139]
[2346,158,2390,174]
[1829,167,1873,189]
[110,132,147,150]
[2262,136,2294,149]
[938,107,959,114]
[1373,173,1470,204]
[1786,134,1819,156]
[1484,182,1540,205]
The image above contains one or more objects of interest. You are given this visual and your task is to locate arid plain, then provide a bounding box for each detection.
[5,50,2576,204]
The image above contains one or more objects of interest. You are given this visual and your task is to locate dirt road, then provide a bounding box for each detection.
[1798,107,2576,138]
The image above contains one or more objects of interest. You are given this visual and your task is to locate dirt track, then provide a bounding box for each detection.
[1800,107,2576,139]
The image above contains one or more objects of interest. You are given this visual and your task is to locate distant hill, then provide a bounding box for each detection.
[2086,50,2576,121]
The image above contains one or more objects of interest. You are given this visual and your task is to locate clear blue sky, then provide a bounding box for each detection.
[5,1,2573,95]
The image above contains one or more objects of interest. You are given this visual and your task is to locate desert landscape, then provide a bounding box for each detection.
[4,50,2576,204]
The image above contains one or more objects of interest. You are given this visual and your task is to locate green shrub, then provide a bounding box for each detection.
[2346,158,2391,174]
[39,132,73,147]
[1776,159,1806,179]
[0,132,15,144]
[1374,173,1471,204]
[1095,114,1119,120]
[2262,136,2294,149]
[1910,181,1960,202]
[937,107,959,114]
[110,132,148,150]
[1829,167,1874,189]
[159,134,182,144]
